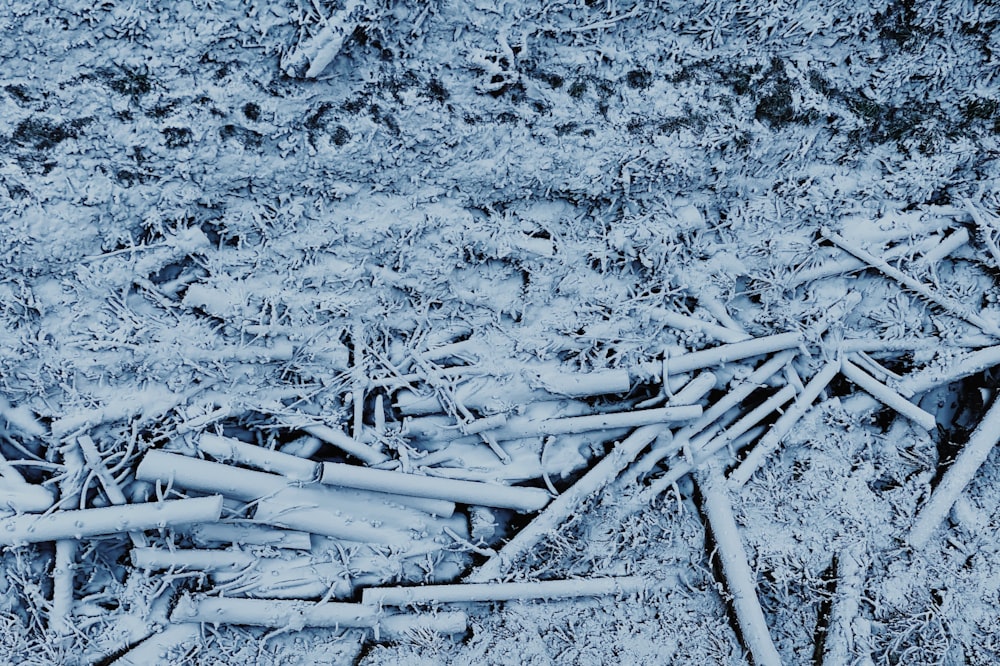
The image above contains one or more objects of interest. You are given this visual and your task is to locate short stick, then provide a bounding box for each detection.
[907,397,1000,549]
[362,576,645,606]
[484,404,702,441]
[0,496,223,545]
[648,308,750,343]
[841,359,936,431]
[78,436,147,546]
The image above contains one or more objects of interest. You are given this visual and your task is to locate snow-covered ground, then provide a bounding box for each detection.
[2,0,1000,663]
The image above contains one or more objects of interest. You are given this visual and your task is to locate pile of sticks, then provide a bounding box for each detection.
[3,209,1000,663]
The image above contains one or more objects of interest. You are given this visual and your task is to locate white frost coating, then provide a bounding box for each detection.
[639,384,797,501]
[729,359,841,488]
[697,466,782,666]
[362,576,645,606]
[840,359,936,431]
[0,496,223,545]
[319,462,550,512]
[914,226,970,270]
[632,351,796,476]
[170,595,468,635]
[467,425,664,582]
[281,0,367,78]
[908,398,1000,549]
[0,480,55,514]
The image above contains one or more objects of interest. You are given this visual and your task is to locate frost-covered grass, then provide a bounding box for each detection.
[2,0,1000,663]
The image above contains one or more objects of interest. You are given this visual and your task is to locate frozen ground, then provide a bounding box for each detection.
[2,0,1000,664]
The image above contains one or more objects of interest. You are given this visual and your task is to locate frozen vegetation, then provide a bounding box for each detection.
[1,0,1000,663]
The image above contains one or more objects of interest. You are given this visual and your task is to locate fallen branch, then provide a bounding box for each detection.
[729,359,841,488]
[482,404,702,441]
[821,548,867,666]
[319,462,550,512]
[109,623,201,666]
[170,595,468,637]
[633,332,801,381]
[281,0,368,78]
[631,351,796,477]
[840,358,936,431]
[648,308,751,343]
[466,425,664,582]
[907,397,1000,549]
[696,465,782,666]
[0,496,223,545]
[639,384,798,502]
[395,367,631,416]
[136,449,452,517]
[913,226,970,271]
[288,421,389,466]
[362,576,645,606]
[821,227,1000,338]
[0,479,55,514]
[198,433,319,482]
[78,435,147,547]
[186,522,312,550]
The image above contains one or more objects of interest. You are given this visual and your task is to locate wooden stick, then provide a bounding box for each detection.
[294,422,388,466]
[839,336,994,353]
[136,450,455,520]
[633,333,801,381]
[78,436,147,546]
[198,434,319,482]
[0,480,55,514]
[729,359,841,488]
[632,351,796,477]
[132,547,256,571]
[0,496,223,545]
[821,227,1000,337]
[482,404,702,441]
[319,462,550,512]
[907,397,1000,549]
[914,227,970,270]
[394,368,631,416]
[109,623,201,666]
[466,425,664,582]
[648,308,751,343]
[170,595,468,636]
[840,359,936,431]
[185,522,312,550]
[51,440,85,638]
[362,576,645,606]
[697,465,782,666]
[821,549,867,666]
[639,385,797,501]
